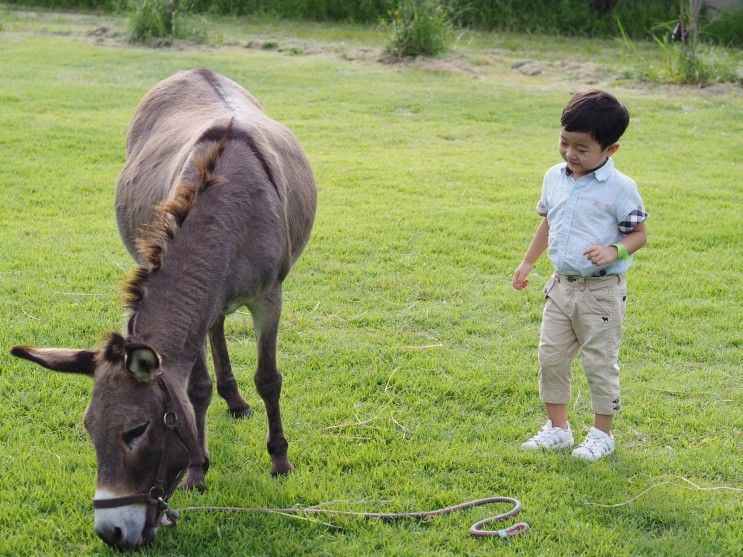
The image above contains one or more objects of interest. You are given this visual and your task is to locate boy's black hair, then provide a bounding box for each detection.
[561,90,629,149]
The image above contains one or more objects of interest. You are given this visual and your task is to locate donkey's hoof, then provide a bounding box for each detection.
[182,478,207,493]
[228,405,253,419]
[182,468,207,492]
[270,460,294,477]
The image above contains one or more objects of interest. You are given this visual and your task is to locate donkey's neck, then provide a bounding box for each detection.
[131,184,243,376]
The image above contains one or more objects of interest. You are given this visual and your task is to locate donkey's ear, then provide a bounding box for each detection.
[10,346,96,376]
[125,345,160,382]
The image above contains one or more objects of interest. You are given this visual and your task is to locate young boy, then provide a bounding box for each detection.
[513,90,648,461]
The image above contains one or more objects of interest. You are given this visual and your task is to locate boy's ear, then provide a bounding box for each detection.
[606,142,620,157]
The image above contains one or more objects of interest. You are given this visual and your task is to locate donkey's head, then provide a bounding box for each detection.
[11,333,195,549]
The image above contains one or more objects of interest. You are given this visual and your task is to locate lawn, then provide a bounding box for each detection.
[0,6,741,556]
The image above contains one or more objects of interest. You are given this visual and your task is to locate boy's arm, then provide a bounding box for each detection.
[583,222,647,266]
[620,221,647,254]
[513,217,549,290]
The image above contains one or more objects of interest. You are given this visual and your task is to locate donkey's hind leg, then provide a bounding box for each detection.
[251,287,293,476]
[209,316,252,418]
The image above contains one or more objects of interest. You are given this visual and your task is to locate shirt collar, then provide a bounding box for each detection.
[560,157,615,182]
[593,157,614,181]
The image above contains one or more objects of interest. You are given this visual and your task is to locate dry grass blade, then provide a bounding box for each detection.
[587,476,743,508]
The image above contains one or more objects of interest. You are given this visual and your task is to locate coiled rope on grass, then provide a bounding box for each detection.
[177,496,530,538]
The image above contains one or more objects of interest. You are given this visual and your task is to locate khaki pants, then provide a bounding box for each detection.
[539,273,627,415]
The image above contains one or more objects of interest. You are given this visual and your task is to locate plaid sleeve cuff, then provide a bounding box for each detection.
[536,201,547,217]
[618,209,648,233]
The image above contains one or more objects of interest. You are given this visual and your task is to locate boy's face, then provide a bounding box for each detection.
[559,128,619,179]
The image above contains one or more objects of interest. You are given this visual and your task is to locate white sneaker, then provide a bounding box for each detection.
[572,427,615,461]
[521,420,574,450]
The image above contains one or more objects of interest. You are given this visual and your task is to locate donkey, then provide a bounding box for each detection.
[11,69,317,549]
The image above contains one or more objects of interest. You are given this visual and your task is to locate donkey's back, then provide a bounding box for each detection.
[116,68,316,269]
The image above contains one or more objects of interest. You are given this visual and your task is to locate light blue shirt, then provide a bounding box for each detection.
[537,158,648,277]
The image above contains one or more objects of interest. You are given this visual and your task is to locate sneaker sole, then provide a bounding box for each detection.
[521,440,574,451]
[572,449,614,461]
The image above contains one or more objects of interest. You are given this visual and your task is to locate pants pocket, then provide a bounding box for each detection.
[586,282,625,319]
[544,275,557,299]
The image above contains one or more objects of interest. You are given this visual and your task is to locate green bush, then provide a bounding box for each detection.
[386,0,450,58]
[445,0,678,38]
[5,0,736,45]
[127,0,207,42]
[618,15,740,85]
[2,0,123,10]
[128,0,177,41]
[703,6,743,47]
[179,0,396,21]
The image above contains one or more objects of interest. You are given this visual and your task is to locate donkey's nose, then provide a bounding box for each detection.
[94,508,146,548]
[93,490,148,548]
[95,523,123,547]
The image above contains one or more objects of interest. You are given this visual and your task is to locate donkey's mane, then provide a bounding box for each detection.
[122,124,232,315]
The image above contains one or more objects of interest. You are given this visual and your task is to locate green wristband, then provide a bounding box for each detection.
[611,243,629,260]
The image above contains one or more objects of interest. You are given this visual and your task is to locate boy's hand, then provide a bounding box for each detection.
[583,245,618,266]
[513,261,533,290]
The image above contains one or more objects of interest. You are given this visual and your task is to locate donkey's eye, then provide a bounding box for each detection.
[123,422,150,448]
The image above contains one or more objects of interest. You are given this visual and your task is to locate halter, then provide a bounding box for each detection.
[92,375,199,530]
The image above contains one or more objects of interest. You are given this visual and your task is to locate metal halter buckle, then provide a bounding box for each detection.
[163,411,178,428]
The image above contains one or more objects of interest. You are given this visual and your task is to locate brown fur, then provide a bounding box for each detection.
[12,69,317,549]
[123,127,231,313]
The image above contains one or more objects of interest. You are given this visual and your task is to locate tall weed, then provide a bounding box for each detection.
[385,0,451,58]
[179,0,396,21]
[617,16,740,84]
[446,0,678,37]
[128,0,207,43]
[703,5,743,47]
[128,0,176,40]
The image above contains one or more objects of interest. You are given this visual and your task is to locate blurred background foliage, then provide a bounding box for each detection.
[3,0,741,45]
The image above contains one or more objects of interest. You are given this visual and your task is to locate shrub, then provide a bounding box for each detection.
[617,8,740,85]
[703,5,743,47]
[127,0,207,43]
[128,0,177,40]
[178,0,396,21]
[386,0,451,58]
[445,0,678,38]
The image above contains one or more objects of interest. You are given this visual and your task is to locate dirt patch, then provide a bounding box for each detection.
[9,7,730,93]
[511,60,545,76]
[379,51,479,76]
[339,47,378,62]
[85,25,122,41]
[509,58,611,85]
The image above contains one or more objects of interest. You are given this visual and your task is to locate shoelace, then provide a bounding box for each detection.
[579,435,610,456]
[531,426,565,445]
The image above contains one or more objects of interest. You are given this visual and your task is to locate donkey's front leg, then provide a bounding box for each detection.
[184,349,212,491]
[209,315,252,418]
[252,288,293,476]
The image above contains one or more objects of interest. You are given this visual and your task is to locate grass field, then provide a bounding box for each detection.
[1,6,741,556]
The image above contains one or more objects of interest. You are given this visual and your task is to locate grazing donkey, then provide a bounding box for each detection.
[11,69,317,549]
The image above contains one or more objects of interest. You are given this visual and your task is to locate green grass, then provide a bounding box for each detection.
[1,6,742,556]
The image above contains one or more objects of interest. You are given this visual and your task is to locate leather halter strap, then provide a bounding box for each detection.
[92,375,199,528]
